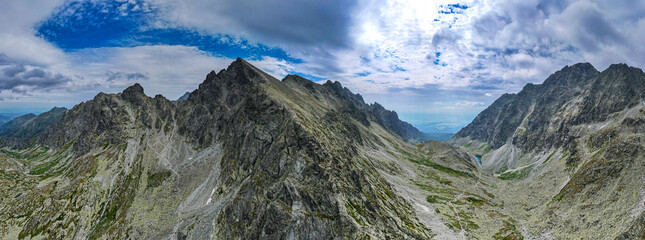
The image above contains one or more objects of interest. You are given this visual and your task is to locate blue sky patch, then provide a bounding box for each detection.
[438,3,469,14]
[36,0,301,64]
[357,72,370,77]
[447,4,469,10]
[433,52,441,65]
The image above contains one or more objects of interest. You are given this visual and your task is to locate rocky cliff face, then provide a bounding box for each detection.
[282,74,425,142]
[450,62,645,239]
[3,58,642,239]
[454,62,600,150]
[0,58,443,239]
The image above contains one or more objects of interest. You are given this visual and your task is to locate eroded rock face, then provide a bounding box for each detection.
[450,62,645,239]
[283,74,425,142]
[0,58,432,239]
[454,62,600,150]
[6,58,644,239]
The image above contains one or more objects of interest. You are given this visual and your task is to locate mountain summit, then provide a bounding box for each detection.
[2,59,644,239]
[0,58,444,239]
[450,62,645,238]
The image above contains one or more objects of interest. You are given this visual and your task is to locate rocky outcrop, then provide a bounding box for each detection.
[0,58,432,239]
[451,62,645,239]
[453,62,599,149]
[572,63,645,124]
[283,74,425,142]
[40,84,175,155]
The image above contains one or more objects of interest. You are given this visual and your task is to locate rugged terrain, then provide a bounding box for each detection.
[0,59,470,239]
[0,59,643,239]
[451,63,645,239]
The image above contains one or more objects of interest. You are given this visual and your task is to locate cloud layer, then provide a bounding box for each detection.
[1,0,644,131]
[0,54,72,100]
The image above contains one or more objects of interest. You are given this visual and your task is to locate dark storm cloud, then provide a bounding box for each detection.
[0,56,70,94]
[3,64,26,77]
[105,70,149,82]
[209,0,358,50]
[174,0,359,78]
[564,3,627,52]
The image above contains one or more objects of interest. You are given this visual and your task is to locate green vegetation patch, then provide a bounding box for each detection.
[146,169,172,189]
[544,151,556,163]
[443,208,480,231]
[426,195,451,203]
[498,166,532,181]
[494,165,509,175]
[1,149,25,159]
[422,160,472,178]
[389,144,472,178]
[465,196,486,206]
[345,201,367,226]
[493,220,523,240]
[30,156,62,175]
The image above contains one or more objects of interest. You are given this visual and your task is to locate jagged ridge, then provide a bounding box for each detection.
[450,62,645,238]
[0,58,433,239]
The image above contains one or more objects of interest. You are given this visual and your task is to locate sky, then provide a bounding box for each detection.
[1,0,645,133]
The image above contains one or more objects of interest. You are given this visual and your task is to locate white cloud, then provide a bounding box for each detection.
[247,57,295,79]
[2,0,645,126]
[0,0,66,65]
[63,45,234,99]
[0,43,305,108]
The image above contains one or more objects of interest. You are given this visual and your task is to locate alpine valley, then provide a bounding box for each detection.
[1,59,644,239]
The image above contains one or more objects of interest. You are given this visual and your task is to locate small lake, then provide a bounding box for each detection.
[474,155,482,165]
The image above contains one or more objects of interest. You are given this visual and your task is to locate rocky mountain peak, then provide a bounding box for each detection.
[224,57,276,84]
[123,82,144,95]
[194,58,281,102]
[323,79,343,91]
[541,62,598,88]
[322,80,365,104]
[606,63,630,71]
[454,62,603,150]
[567,62,596,72]
[600,63,645,80]
[571,62,645,124]
[120,83,147,105]
[454,61,645,154]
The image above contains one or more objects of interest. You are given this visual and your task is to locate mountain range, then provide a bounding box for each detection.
[0,59,643,239]
[450,62,645,238]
